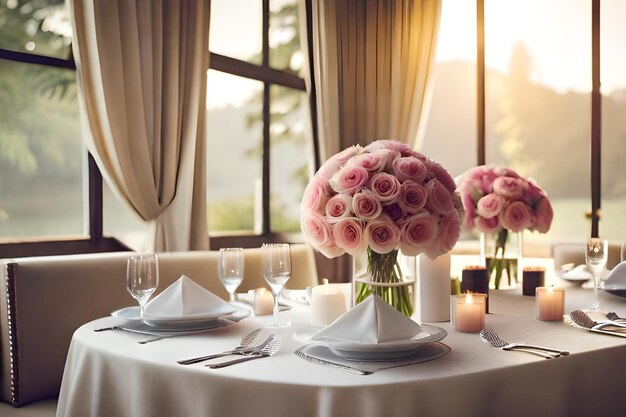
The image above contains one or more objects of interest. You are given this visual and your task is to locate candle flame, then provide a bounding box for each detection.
[466,293,473,304]
[322,278,329,286]
[548,286,554,294]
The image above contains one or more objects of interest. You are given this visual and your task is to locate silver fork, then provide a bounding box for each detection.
[480,329,568,359]
[177,330,266,365]
[207,337,281,369]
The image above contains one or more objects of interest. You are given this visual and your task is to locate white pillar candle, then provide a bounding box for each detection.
[310,279,347,327]
[535,286,565,321]
[248,288,274,315]
[454,293,486,333]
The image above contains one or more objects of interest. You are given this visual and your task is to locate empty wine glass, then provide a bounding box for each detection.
[586,238,608,311]
[218,248,244,302]
[127,253,159,317]
[262,243,291,328]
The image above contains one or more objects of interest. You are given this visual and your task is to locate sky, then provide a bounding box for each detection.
[438,0,626,95]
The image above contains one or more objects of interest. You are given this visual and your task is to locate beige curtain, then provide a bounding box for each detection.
[69,0,209,251]
[309,0,441,160]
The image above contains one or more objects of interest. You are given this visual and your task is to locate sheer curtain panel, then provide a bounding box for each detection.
[309,0,441,160]
[70,0,210,251]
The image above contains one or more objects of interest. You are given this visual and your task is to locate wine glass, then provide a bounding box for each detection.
[126,253,159,317]
[586,238,608,311]
[218,247,244,302]
[262,243,291,328]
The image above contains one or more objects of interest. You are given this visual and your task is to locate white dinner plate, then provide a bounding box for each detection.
[602,285,626,299]
[142,303,237,323]
[313,324,447,361]
[111,306,249,331]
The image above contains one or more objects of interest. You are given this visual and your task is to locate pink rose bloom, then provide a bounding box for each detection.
[392,157,428,183]
[317,145,362,180]
[522,177,548,205]
[531,197,553,233]
[424,211,461,259]
[347,152,385,173]
[399,212,438,256]
[365,218,400,254]
[425,179,454,215]
[301,177,330,213]
[463,166,498,194]
[399,181,427,214]
[475,215,501,234]
[318,242,346,258]
[429,161,457,193]
[325,194,353,221]
[365,140,418,157]
[476,194,504,219]
[500,201,533,232]
[352,189,383,220]
[301,212,331,248]
[370,172,401,202]
[329,165,369,195]
[492,176,527,199]
[383,203,404,223]
[333,218,366,255]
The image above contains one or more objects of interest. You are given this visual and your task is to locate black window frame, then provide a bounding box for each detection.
[207,0,319,249]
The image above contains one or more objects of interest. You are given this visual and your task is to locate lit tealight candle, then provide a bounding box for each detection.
[310,279,347,327]
[248,288,274,316]
[535,286,565,321]
[454,293,487,333]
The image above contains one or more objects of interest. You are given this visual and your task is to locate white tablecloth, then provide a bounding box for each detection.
[57,286,626,417]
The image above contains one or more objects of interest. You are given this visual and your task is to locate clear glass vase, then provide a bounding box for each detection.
[352,248,416,317]
[480,230,523,289]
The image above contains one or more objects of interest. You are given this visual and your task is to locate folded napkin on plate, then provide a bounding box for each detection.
[311,294,424,344]
[562,265,592,280]
[605,261,626,285]
[144,275,235,317]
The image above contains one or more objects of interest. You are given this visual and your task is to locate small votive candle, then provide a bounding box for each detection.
[461,266,490,313]
[310,279,347,327]
[454,293,487,333]
[535,287,565,321]
[523,266,545,296]
[248,288,274,316]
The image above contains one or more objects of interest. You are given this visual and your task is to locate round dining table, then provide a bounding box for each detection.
[56,285,626,417]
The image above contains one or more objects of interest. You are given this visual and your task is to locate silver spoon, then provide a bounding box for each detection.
[178,329,264,365]
[207,338,281,368]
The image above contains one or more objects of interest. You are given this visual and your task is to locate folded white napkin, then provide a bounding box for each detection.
[144,275,235,317]
[605,261,626,286]
[311,294,424,344]
[562,265,592,280]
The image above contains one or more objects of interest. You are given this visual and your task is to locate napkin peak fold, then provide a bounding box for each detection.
[312,294,423,344]
[145,275,235,317]
[605,261,626,285]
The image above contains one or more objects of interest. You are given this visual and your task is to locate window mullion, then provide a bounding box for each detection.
[591,0,601,238]
[262,0,271,234]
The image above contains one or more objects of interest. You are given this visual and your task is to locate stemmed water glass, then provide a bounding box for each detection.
[127,253,159,317]
[218,248,244,302]
[262,243,292,328]
[586,238,608,311]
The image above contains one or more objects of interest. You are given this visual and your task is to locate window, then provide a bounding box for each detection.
[600,0,626,241]
[206,0,315,237]
[484,0,592,247]
[0,0,89,240]
[426,1,617,247]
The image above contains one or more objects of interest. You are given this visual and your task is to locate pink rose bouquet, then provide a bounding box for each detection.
[458,165,553,288]
[301,140,463,316]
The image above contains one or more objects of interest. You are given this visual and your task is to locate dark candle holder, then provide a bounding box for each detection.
[461,266,490,313]
[523,266,545,296]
